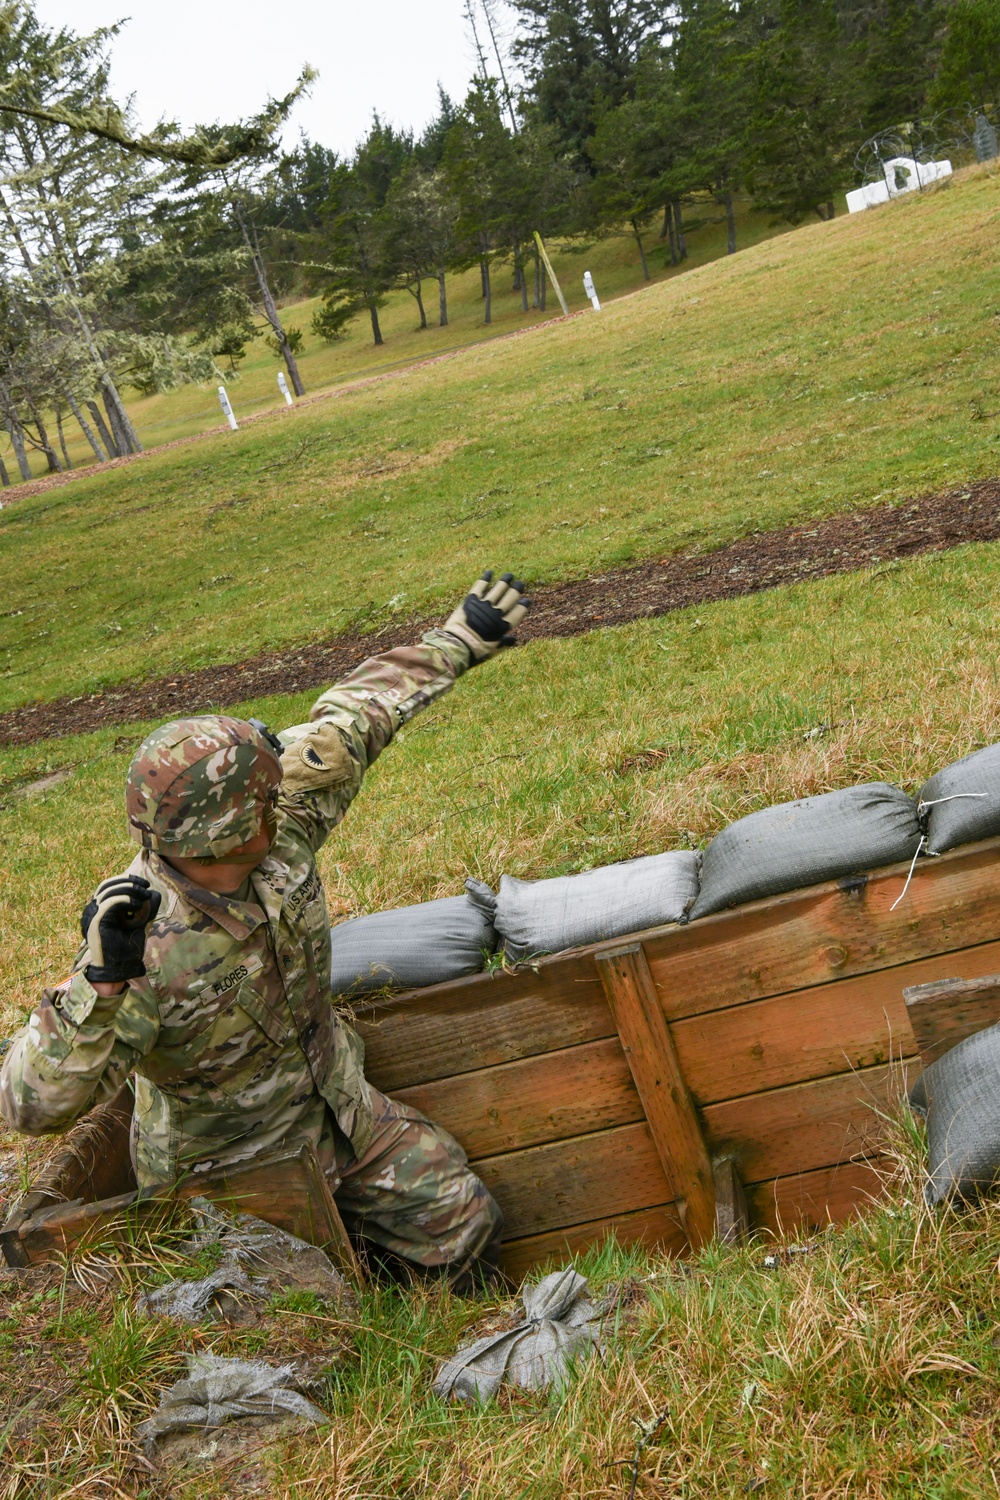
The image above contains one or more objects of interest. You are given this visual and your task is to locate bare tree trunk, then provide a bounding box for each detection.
[66,391,106,462]
[411,278,427,328]
[826,199,836,219]
[631,217,651,280]
[480,257,488,299]
[437,269,448,327]
[103,390,129,456]
[24,397,61,472]
[673,200,688,260]
[0,454,9,487]
[87,398,118,457]
[101,375,142,454]
[482,251,492,325]
[234,202,306,396]
[667,204,679,265]
[2,409,31,480]
[369,300,384,346]
[723,191,736,254]
[55,405,73,470]
[512,245,522,291]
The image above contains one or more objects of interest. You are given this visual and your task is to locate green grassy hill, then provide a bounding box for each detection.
[3,167,1000,1499]
[38,195,800,467]
[2,167,996,715]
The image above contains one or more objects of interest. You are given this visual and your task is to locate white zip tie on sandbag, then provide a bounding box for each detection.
[890,835,928,911]
[917,792,990,815]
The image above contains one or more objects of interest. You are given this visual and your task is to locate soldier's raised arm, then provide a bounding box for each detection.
[276,570,530,852]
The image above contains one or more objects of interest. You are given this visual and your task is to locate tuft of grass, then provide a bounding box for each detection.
[2,166,999,712]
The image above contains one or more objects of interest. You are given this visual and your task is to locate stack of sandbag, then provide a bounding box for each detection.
[690,783,922,919]
[494,851,701,961]
[918,742,1000,854]
[910,1026,1000,1204]
[329,879,497,996]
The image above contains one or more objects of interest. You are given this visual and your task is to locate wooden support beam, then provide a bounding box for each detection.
[904,972,1000,1067]
[712,1157,749,1243]
[1,1143,362,1284]
[596,943,716,1249]
[1,1083,135,1248]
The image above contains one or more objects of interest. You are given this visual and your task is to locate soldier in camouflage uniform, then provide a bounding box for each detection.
[0,572,530,1289]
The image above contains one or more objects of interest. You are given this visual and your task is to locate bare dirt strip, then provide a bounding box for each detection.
[3,478,998,749]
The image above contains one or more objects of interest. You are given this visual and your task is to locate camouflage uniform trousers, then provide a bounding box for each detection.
[326,1086,502,1271]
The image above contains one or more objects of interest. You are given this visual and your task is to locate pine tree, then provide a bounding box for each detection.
[931,0,1000,114]
[512,0,670,164]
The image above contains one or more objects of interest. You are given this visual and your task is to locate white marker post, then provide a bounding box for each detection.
[218,385,238,431]
[277,371,293,406]
[583,270,601,311]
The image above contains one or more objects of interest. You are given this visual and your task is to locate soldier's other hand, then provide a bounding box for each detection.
[442,570,531,663]
[81,876,161,986]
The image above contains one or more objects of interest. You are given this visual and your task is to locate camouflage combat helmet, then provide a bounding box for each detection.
[126,716,282,859]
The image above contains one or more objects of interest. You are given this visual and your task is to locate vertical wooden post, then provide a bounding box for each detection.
[712,1157,749,1244]
[596,943,716,1249]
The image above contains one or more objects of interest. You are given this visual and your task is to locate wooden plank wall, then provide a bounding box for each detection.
[357,836,1000,1276]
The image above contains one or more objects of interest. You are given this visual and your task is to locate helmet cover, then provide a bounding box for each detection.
[126,716,282,858]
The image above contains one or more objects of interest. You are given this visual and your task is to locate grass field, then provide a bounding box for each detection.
[2,166,998,715]
[28,195,802,470]
[3,165,1000,1498]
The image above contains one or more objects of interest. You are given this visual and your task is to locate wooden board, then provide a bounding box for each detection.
[356,955,614,1092]
[646,837,1000,1020]
[2,1144,361,1282]
[903,972,1000,1066]
[1,1083,135,1244]
[596,944,715,1249]
[748,1160,887,1236]
[672,937,1000,1105]
[392,1036,642,1160]
[474,1122,672,1240]
[713,1158,749,1244]
[702,1064,905,1185]
[499,1202,687,1282]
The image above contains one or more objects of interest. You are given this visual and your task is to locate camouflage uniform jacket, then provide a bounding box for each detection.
[0,630,472,1186]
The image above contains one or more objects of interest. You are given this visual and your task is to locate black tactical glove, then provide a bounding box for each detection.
[442,570,531,663]
[81,876,161,986]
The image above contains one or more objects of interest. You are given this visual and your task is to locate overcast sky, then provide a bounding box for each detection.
[32,0,519,157]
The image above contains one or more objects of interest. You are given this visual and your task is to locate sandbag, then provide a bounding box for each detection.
[690,782,922,919]
[138,1198,353,1325]
[495,851,701,961]
[137,1353,326,1451]
[329,880,497,996]
[432,1266,606,1404]
[919,743,1000,855]
[909,1025,1000,1205]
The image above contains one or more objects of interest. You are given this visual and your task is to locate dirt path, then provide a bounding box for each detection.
[2,477,998,749]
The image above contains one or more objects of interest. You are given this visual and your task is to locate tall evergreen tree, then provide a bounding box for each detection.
[931,0,1000,113]
[513,0,670,164]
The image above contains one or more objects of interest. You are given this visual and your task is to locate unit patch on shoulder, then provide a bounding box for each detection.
[280,723,353,796]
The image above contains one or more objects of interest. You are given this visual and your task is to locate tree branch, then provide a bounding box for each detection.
[0,67,317,167]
